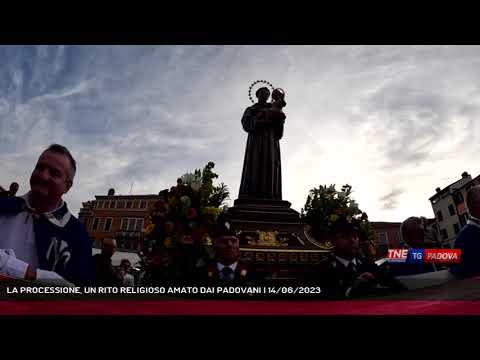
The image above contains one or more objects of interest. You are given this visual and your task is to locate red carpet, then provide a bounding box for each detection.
[1,299,480,315]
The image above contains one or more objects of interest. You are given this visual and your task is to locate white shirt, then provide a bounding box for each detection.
[217,261,238,279]
[335,256,358,270]
[123,273,135,287]
[0,193,64,279]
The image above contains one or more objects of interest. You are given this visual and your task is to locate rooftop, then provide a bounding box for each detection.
[94,194,160,200]
[429,172,475,202]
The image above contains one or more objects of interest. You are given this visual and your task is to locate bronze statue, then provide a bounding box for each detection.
[239,82,287,200]
[228,83,331,274]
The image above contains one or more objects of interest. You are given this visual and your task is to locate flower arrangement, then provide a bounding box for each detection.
[139,162,229,282]
[301,184,374,246]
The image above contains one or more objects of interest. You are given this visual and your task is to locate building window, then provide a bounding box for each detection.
[397,230,404,246]
[453,223,460,235]
[104,218,113,232]
[128,218,136,231]
[92,218,100,231]
[437,210,444,222]
[117,201,125,209]
[448,204,456,216]
[441,228,448,240]
[377,232,388,245]
[453,192,464,205]
[97,201,104,209]
[83,218,89,229]
[109,200,115,209]
[376,231,389,256]
[140,201,146,208]
[120,218,143,233]
[133,201,139,209]
[135,218,144,232]
[104,201,109,209]
[126,201,132,209]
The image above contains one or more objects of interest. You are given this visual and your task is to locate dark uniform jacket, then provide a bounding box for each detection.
[450,220,480,278]
[198,259,253,285]
[318,254,405,299]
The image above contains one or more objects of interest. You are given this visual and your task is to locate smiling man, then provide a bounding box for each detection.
[0,144,94,285]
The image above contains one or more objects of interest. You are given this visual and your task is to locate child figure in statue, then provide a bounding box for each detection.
[271,88,286,114]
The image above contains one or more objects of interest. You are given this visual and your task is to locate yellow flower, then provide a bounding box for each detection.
[204,207,221,220]
[144,224,156,235]
[202,234,213,246]
[329,214,339,223]
[164,237,173,247]
[168,197,178,207]
[204,207,220,215]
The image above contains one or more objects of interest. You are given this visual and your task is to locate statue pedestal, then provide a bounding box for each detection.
[227,197,333,278]
[229,197,301,223]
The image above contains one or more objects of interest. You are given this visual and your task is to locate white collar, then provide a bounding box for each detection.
[21,192,64,214]
[217,261,238,273]
[468,214,480,221]
[20,192,71,228]
[467,219,480,230]
[335,256,357,268]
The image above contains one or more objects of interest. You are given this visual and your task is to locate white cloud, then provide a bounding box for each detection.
[2,45,480,223]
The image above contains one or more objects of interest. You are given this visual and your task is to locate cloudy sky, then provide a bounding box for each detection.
[1,45,479,222]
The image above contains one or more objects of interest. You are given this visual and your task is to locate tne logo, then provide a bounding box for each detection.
[387,249,408,262]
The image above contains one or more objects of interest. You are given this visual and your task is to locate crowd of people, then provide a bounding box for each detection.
[1,143,480,299]
[93,238,135,287]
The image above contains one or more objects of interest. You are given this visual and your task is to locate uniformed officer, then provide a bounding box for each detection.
[319,220,405,299]
[197,215,253,286]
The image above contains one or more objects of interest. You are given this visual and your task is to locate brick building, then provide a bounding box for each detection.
[78,188,160,251]
[370,218,440,257]
[370,222,402,257]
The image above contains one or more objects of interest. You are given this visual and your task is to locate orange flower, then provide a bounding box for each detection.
[144,224,156,235]
[164,237,173,247]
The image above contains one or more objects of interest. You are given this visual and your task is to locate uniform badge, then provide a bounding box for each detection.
[240,269,247,277]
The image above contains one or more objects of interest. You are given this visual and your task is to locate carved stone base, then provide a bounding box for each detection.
[227,198,333,274]
[229,197,301,223]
